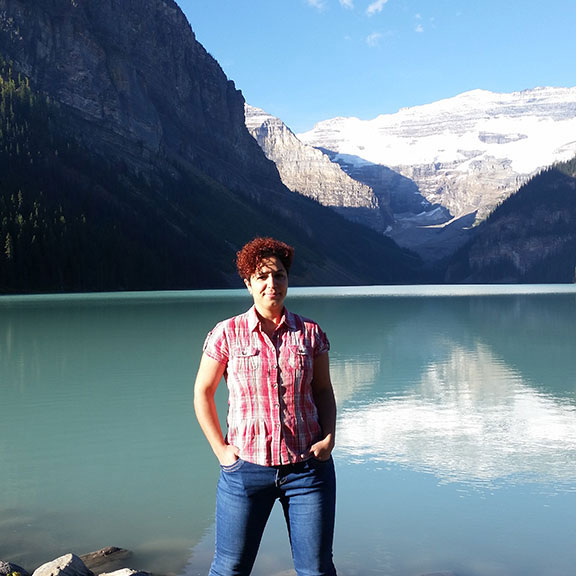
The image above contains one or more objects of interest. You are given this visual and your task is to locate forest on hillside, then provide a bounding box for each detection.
[444,158,576,283]
[0,58,234,292]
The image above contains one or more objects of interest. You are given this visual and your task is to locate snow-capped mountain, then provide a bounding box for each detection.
[298,87,576,248]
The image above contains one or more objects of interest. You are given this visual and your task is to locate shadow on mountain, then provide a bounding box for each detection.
[315,148,479,266]
[316,148,444,217]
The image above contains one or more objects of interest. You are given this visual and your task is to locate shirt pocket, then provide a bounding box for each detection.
[230,345,261,376]
[286,345,313,384]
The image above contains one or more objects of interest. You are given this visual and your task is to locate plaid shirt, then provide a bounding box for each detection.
[203,306,330,466]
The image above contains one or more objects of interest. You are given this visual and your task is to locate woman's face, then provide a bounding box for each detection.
[244,256,288,316]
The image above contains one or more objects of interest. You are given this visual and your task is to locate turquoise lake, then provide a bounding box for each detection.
[1,285,576,576]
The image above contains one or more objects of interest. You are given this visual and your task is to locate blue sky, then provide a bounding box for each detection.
[177,0,576,133]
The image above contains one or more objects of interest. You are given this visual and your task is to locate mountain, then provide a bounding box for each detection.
[245,103,454,262]
[0,0,277,196]
[0,0,423,293]
[244,104,391,231]
[444,158,576,283]
[298,87,576,259]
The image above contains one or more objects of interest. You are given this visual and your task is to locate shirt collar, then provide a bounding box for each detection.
[247,305,296,332]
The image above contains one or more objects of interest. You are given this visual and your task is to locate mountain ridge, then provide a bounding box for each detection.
[298,86,576,214]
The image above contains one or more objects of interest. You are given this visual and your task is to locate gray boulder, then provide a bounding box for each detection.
[31,554,93,576]
[0,561,31,576]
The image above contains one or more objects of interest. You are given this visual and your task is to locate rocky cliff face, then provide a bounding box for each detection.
[245,105,391,230]
[0,0,277,194]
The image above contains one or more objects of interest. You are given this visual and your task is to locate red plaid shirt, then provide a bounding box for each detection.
[203,306,330,466]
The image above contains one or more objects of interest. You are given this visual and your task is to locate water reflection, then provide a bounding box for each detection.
[319,293,576,491]
[336,341,576,488]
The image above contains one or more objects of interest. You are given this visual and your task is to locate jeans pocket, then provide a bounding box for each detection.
[220,458,244,473]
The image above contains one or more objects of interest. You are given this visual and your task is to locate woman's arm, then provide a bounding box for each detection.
[308,352,337,460]
[193,353,239,465]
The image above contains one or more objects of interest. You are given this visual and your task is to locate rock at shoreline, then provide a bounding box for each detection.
[32,554,93,576]
[79,549,132,574]
[1,549,148,576]
[99,571,142,576]
[1,560,31,576]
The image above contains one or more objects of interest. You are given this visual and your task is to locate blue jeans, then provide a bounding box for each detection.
[208,457,337,576]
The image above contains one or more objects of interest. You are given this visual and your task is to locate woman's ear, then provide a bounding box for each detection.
[244,278,252,294]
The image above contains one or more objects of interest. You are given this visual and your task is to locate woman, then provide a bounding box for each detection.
[194,237,338,576]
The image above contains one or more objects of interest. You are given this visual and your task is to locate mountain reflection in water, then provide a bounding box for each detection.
[335,342,576,488]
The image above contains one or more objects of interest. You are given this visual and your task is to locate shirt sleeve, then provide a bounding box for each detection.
[202,321,230,365]
[313,323,330,357]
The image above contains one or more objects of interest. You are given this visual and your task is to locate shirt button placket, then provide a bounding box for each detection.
[271,334,283,461]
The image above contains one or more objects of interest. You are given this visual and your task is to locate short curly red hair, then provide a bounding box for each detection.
[236,237,295,280]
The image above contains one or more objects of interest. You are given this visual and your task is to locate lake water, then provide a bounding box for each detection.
[1,285,576,576]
